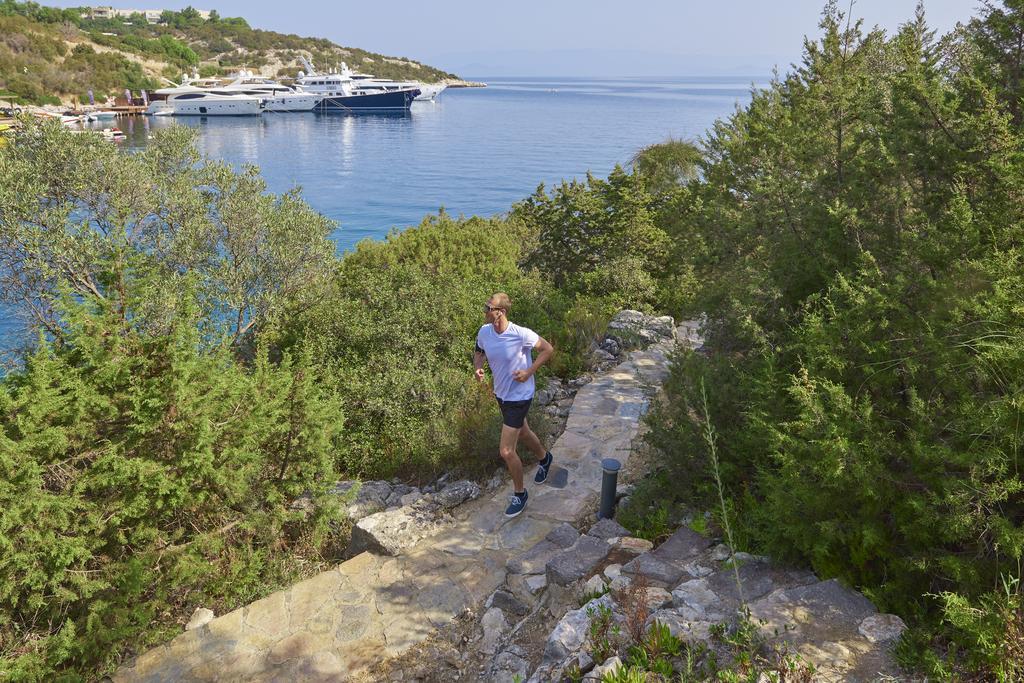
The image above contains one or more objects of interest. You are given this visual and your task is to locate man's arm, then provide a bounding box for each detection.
[473,345,487,382]
[512,336,554,382]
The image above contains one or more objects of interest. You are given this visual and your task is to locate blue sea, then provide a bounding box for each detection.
[1,75,764,349]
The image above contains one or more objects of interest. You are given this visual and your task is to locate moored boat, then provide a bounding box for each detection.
[146,86,263,116]
[340,63,447,101]
[295,58,419,111]
[218,71,322,112]
[315,89,419,111]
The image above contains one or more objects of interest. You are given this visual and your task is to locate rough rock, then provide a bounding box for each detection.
[185,607,214,631]
[490,645,530,681]
[478,607,509,655]
[710,543,731,561]
[583,656,623,681]
[671,578,726,622]
[567,374,593,390]
[547,536,613,586]
[542,595,615,667]
[570,651,594,677]
[646,610,717,644]
[525,574,548,594]
[682,560,714,578]
[535,378,567,406]
[607,536,653,556]
[546,523,581,549]
[599,338,621,356]
[621,552,686,587]
[639,587,674,612]
[332,480,393,520]
[582,574,607,597]
[652,527,714,566]
[487,589,530,617]
[348,506,445,556]
[859,614,907,643]
[606,310,676,349]
[609,575,632,591]
[399,491,422,506]
[587,518,630,540]
[435,480,481,508]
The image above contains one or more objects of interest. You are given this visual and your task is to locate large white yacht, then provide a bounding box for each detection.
[341,63,447,101]
[146,84,263,116]
[217,71,322,112]
[294,58,420,111]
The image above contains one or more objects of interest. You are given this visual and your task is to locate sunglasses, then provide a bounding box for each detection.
[484,304,502,313]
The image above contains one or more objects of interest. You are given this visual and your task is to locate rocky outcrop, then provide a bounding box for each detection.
[346,480,483,556]
[511,519,906,683]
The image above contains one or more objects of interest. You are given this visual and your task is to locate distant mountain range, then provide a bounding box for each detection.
[0,1,459,105]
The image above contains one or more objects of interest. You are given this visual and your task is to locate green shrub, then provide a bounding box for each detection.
[0,306,342,679]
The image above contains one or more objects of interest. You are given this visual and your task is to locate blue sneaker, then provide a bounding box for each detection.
[505,489,528,517]
[534,451,553,484]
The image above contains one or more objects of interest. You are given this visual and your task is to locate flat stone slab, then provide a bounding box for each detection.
[621,552,687,587]
[703,559,817,611]
[507,539,560,575]
[588,518,630,540]
[652,527,713,566]
[546,534,614,586]
[546,523,581,549]
[543,466,569,489]
[528,486,597,523]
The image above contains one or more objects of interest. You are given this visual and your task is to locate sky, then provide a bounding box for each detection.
[56,0,978,76]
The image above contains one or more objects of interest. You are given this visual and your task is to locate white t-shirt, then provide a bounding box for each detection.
[476,322,540,401]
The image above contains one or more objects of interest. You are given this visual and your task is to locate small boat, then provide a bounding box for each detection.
[85,110,118,121]
[100,127,126,141]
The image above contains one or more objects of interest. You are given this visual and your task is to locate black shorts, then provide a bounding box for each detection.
[496,397,532,429]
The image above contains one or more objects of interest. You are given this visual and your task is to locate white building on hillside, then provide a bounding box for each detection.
[87,7,212,23]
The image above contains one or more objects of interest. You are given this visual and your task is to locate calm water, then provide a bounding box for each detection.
[91,75,762,248]
[2,76,763,348]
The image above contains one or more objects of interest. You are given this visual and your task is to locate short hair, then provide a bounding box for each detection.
[490,292,511,312]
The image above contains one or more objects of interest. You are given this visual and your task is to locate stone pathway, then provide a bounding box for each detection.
[114,324,697,682]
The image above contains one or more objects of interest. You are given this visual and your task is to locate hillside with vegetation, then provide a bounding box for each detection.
[2,1,1024,681]
[0,0,459,105]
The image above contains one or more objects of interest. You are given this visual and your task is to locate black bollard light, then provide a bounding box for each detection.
[599,458,621,519]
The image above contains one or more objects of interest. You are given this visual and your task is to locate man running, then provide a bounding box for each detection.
[474,293,555,517]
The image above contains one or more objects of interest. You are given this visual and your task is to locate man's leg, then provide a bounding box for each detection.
[522,418,553,484]
[499,424,525,492]
[519,419,547,460]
